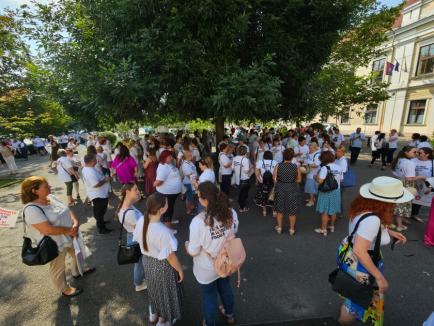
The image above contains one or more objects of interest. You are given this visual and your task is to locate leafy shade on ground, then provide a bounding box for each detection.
[0,178,21,188]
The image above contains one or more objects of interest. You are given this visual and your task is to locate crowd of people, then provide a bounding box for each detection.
[12,125,434,325]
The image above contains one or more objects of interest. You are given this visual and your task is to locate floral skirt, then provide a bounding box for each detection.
[338,241,384,325]
[393,179,414,218]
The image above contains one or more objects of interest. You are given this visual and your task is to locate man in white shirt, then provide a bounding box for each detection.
[349,128,365,165]
[82,154,111,234]
[33,137,46,156]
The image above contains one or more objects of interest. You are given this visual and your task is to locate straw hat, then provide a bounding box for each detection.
[359,176,414,204]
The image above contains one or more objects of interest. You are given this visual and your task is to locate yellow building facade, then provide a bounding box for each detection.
[322,0,434,137]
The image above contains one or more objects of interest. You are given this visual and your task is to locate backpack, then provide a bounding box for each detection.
[203,214,246,287]
[318,165,339,192]
[262,160,274,187]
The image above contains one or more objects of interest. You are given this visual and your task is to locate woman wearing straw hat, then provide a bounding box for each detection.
[337,176,412,325]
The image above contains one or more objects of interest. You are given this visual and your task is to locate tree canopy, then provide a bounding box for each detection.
[13,0,402,131]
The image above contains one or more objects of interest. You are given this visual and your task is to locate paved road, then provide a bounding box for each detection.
[0,151,433,326]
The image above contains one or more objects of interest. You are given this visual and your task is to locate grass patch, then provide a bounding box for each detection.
[0,178,21,188]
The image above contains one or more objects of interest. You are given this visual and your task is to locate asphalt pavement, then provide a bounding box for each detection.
[0,150,433,326]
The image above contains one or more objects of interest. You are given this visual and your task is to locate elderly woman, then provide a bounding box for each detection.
[255,150,277,216]
[304,142,321,207]
[337,176,410,325]
[112,144,138,185]
[181,150,198,215]
[21,176,94,297]
[57,149,80,206]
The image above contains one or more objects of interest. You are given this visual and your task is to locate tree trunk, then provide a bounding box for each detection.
[215,117,225,150]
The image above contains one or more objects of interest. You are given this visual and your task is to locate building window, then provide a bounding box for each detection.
[417,43,434,75]
[406,100,426,124]
[364,104,378,124]
[372,58,385,82]
[340,108,351,124]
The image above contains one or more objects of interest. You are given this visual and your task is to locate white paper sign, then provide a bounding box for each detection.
[0,207,19,228]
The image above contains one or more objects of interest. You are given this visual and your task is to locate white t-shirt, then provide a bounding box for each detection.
[232,155,251,184]
[412,158,434,178]
[219,152,233,175]
[348,213,391,250]
[191,148,201,161]
[199,169,216,184]
[23,195,73,251]
[370,134,379,151]
[286,138,298,149]
[187,210,239,284]
[388,135,399,149]
[255,147,265,162]
[118,206,144,234]
[256,159,277,177]
[318,163,342,187]
[57,156,73,182]
[335,156,348,176]
[133,220,178,260]
[33,138,44,147]
[181,160,197,184]
[156,163,182,194]
[60,135,69,144]
[333,133,345,147]
[417,141,433,149]
[97,152,108,169]
[96,141,113,162]
[306,151,321,179]
[271,145,285,163]
[82,166,109,200]
[393,158,416,179]
[349,132,365,148]
[294,144,309,161]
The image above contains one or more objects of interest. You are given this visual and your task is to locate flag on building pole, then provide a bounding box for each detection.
[394,61,400,71]
[385,62,395,75]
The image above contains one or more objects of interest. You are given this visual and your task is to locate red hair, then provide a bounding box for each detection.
[159,150,174,164]
[348,195,394,225]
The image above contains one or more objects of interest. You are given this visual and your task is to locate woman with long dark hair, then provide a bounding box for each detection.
[112,144,138,185]
[117,183,146,292]
[133,193,183,326]
[411,147,434,222]
[186,182,239,326]
[143,147,158,195]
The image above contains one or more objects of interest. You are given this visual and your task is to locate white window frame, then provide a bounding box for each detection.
[372,58,386,83]
[364,104,378,125]
[405,99,428,125]
[416,42,434,76]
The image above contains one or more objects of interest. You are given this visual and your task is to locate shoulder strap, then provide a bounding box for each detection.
[22,204,46,234]
[347,213,376,246]
[119,208,133,244]
[431,159,433,178]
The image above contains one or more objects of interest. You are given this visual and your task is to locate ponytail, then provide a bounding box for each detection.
[116,183,136,213]
[142,193,167,252]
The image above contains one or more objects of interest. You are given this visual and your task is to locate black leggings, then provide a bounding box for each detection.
[160,193,179,223]
[92,197,109,230]
[238,182,250,209]
[221,174,232,196]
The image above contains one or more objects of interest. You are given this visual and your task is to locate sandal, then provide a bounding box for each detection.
[314,228,327,236]
[327,226,335,233]
[73,267,96,279]
[218,305,235,325]
[62,287,83,297]
[274,226,282,234]
[289,229,295,236]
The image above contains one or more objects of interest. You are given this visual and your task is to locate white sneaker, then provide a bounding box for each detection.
[149,305,158,323]
[396,225,408,232]
[135,281,147,292]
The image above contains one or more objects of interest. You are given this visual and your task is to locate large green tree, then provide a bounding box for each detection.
[16,0,401,137]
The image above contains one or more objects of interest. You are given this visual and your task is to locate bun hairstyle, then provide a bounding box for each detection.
[197,181,232,228]
[142,193,167,252]
[21,176,47,204]
[116,183,136,213]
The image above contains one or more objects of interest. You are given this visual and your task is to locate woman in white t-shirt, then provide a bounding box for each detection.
[294,136,309,163]
[218,143,234,196]
[411,147,434,221]
[57,150,80,206]
[271,138,285,163]
[133,193,183,325]
[232,146,252,212]
[386,129,399,165]
[186,182,238,326]
[117,183,146,292]
[392,146,426,231]
[21,176,94,297]
[314,151,342,235]
[304,142,321,207]
[181,150,198,215]
[191,156,216,214]
[254,139,266,163]
[154,150,182,230]
[255,150,277,216]
[337,176,410,326]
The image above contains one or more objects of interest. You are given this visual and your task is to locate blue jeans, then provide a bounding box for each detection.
[200,277,234,326]
[127,232,145,286]
[183,183,195,204]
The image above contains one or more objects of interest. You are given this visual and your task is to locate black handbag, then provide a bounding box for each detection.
[318,165,339,192]
[21,205,59,266]
[328,213,382,309]
[117,209,142,265]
